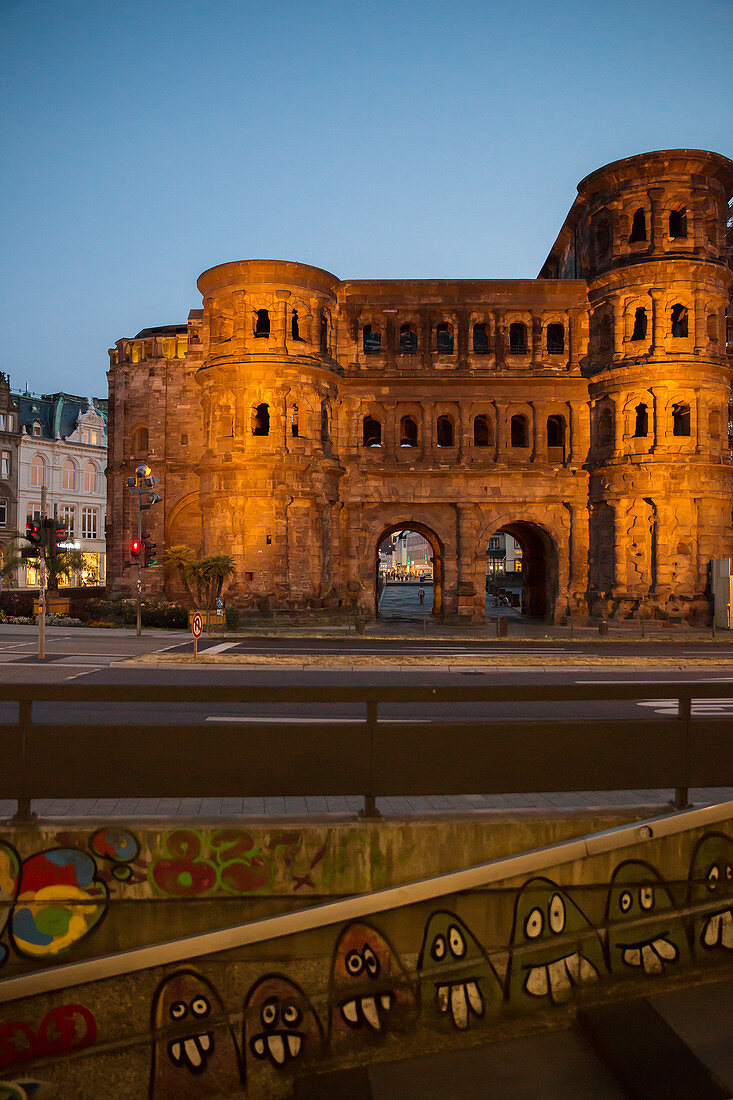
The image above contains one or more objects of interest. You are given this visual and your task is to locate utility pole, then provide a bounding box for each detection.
[38,485,47,661]
[126,464,162,637]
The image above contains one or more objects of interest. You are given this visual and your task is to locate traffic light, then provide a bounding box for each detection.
[25,519,42,546]
[130,538,143,560]
[144,540,157,567]
[44,518,67,555]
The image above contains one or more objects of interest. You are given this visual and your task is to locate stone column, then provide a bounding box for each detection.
[613,394,624,454]
[458,402,470,463]
[530,402,540,462]
[693,289,706,354]
[420,311,433,371]
[383,402,397,460]
[566,309,579,370]
[694,388,701,454]
[649,289,665,355]
[495,402,508,462]
[421,401,434,461]
[274,290,289,353]
[493,310,506,369]
[648,187,666,255]
[457,309,470,371]
[612,499,629,593]
[612,296,625,361]
[384,313,396,370]
[531,313,542,367]
[691,187,706,253]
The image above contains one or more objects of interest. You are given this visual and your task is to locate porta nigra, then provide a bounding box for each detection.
[107,150,733,622]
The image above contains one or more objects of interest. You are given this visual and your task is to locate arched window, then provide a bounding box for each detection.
[599,407,613,447]
[436,415,454,447]
[509,323,527,354]
[320,313,329,354]
[254,309,270,337]
[671,304,688,338]
[30,454,45,488]
[399,324,417,354]
[634,403,648,438]
[252,403,270,436]
[473,415,491,447]
[363,416,381,447]
[629,208,647,242]
[291,310,303,341]
[62,459,76,491]
[594,216,611,257]
[83,461,98,493]
[363,324,381,355]
[436,323,454,354]
[546,324,564,354]
[321,401,330,443]
[133,426,149,453]
[631,307,648,341]
[708,409,721,440]
[669,208,687,239]
[672,403,691,437]
[472,323,489,354]
[707,313,718,343]
[546,415,565,449]
[510,414,529,448]
[400,416,418,447]
[291,404,299,437]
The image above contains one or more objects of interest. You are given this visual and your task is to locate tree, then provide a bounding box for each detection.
[163,544,196,603]
[0,541,96,591]
[163,545,235,608]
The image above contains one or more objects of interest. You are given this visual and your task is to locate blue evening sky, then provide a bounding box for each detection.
[1,0,731,399]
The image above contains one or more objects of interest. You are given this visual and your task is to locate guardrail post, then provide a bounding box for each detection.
[11,699,36,826]
[360,700,381,818]
[674,693,692,810]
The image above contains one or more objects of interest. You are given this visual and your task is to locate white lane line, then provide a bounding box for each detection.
[198,642,239,655]
[576,678,733,684]
[205,716,470,724]
[637,699,733,716]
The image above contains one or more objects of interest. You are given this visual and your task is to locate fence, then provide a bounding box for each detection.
[1,681,731,822]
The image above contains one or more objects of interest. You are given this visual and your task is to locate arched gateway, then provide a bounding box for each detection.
[375,523,444,618]
[486,521,559,619]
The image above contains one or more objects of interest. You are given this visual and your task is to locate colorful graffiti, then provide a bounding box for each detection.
[0,1005,96,1069]
[418,911,501,1030]
[244,974,324,1070]
[149,969,243,1099]
[605,860,690,976]
[149,829,327,897]
[329,921,418,1043]
[688,831,733,956]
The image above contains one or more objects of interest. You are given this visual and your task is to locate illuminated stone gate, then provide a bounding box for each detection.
[107,150,733,621]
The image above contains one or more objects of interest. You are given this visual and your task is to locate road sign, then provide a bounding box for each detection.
[216,597,224,609]
[191,612,203,639]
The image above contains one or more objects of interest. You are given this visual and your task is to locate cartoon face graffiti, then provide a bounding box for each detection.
[0,842,20,966]
[606,860,690,976]
[507,878,605,1005]
[149,969,242,1099]
[11,849,107,958]
[329,922,417,1040]
[418,911,501,1029]
[244,974,324,1071]
[688,832,733,954]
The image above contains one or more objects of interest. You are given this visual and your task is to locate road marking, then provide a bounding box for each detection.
[636,699,733,716]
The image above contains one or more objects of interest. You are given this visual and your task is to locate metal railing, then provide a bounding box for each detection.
[1,681,731,822]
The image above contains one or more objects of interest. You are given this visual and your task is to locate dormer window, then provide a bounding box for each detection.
[32,422,41,437]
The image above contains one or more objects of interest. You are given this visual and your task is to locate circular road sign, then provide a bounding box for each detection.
[191,612,203,639]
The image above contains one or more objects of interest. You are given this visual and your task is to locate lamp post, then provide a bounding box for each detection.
[126,464,162,637]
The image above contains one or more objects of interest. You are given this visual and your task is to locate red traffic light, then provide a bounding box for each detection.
[26,519,42,546]
[130,539,143,558]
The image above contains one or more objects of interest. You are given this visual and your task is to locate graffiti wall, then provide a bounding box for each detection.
[0,824,732,1097]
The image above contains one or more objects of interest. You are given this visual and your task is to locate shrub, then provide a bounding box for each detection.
[141,601,188,629]
[0,592,35,617]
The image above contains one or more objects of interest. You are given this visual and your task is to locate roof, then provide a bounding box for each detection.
[13,391,108,441]
[134,324,188,338]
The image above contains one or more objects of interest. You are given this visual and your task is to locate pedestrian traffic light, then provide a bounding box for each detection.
[130,538,143,560]
[144,540,157,567]
[26,519,42,546]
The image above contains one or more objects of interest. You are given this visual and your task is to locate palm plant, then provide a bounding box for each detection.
[163,545,235,608]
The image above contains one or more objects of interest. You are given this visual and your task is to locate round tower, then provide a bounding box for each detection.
[195,260,345,610]
[581,150,733,621]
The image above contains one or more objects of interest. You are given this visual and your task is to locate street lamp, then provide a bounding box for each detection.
[126,463,162,636]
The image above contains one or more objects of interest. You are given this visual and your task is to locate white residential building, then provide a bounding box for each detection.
[15,391,108,588]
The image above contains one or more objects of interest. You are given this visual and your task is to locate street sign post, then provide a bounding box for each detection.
[191,611,203,659]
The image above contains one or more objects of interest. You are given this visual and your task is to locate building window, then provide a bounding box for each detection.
[291,405,299,437]
[0,499,6,526]
[0,451,9,479]
[509,323,527,354]
[473,415,491,447]
[81,507,98,540]
[472,323,489,354]
[321,401,330,444]
[133,427,149,453]
[62,458,76,490]
[631,307,648,341]
[320,313,329,354]
[82,428,100,445]
[32,422,42,437]
[634,403,649,438]
[252,403,270,436]
[672,403,691,437]
[181,433,188,446]
[254,309,270,337]
[399,324,417,354]
[363,416,382,447]
[436,415,454,447]
[30,454,45,488]
[399,416,418,447]
[83,461,97,493]
[511,414,529,447]
[707,313,718,343]
[291,309,302,341]
[363,324,382,355]
[546,415,565,449]
[436,323,454,354]
[629,208,647,242]
[26,504,41,524]
[669,208,687,239]
[60,505,75,536]
[80,552,101,585]
[546,324,564,354]
[671,304,688,338]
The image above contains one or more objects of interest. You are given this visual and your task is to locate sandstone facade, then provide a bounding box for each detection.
[106,150,733,621]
